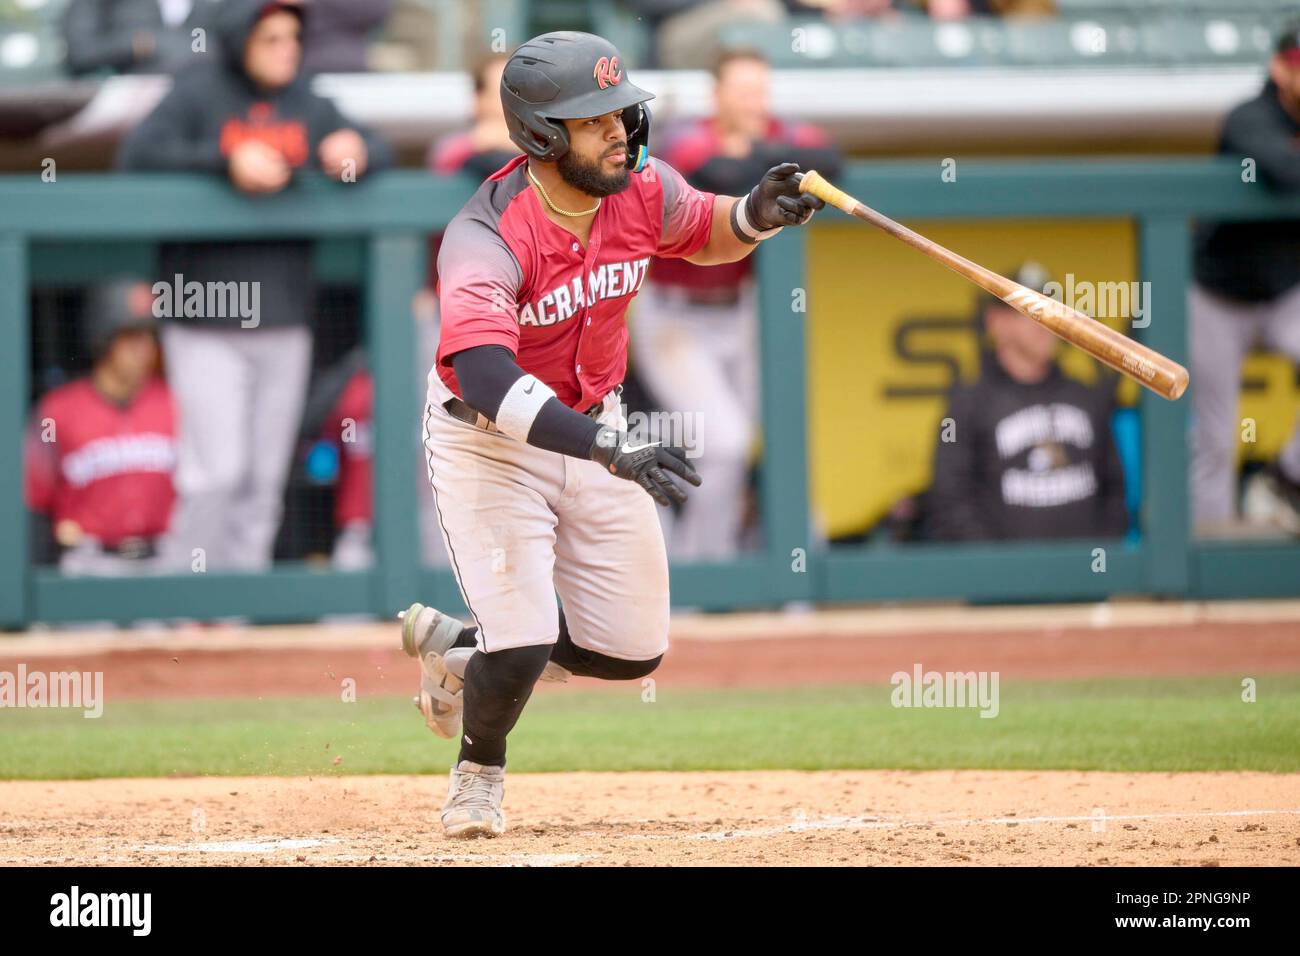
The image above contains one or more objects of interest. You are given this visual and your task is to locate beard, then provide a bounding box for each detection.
[557,144,631,198]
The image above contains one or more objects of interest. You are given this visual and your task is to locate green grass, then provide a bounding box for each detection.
[1,677,1298,779]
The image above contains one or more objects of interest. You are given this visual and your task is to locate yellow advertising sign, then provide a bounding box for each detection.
[803,218,1294,538]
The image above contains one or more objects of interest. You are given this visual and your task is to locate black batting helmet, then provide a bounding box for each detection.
[84,278,157,362]
[501,32,653,173]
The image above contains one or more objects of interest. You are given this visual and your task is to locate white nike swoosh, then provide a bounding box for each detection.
[620,440,661,455]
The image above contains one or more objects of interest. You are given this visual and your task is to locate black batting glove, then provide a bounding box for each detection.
[746,162,825,231]
[589,426,702,507]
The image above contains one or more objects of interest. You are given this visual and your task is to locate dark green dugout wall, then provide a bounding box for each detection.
[1,160,1298,626]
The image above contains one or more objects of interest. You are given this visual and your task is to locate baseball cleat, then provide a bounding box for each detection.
[414,647,474,739]
[442,759,506,838]
[400,603,470,739]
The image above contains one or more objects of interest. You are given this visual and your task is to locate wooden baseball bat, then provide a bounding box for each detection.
[797,170,1189,401]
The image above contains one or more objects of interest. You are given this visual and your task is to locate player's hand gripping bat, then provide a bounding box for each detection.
[796,170,1189,401]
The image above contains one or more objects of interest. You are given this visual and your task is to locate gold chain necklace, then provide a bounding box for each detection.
[527,166,601,218]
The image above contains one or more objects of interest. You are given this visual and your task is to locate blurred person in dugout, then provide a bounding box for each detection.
[62,0,222,76]
[427,52,519,179]
[116,0,392,572]
[630,48,841,560]
[24,280,178,576]
[1191,24,1300,536]
[308,351,374,570]
[928,263,1128,541]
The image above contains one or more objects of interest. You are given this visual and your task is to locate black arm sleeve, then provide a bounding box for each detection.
[450,346,602,460]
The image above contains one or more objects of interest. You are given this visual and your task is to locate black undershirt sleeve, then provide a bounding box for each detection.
[449,345,604,460]
[449,345,517,420]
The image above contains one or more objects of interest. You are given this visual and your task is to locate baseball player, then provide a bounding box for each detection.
[401,31,824,838]
[25,279,177,575]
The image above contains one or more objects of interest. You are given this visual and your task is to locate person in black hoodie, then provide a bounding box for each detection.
[929,263,1128,542]
[1190,24,1300,534]
[118,0,392,572]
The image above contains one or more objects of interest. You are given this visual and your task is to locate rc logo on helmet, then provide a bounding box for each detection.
[593,56,621,90]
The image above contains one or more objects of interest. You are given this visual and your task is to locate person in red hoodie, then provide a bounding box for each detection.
[25,279,178,576]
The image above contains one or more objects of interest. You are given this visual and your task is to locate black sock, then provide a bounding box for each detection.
[459,643,551,767]
[547,608,663,680]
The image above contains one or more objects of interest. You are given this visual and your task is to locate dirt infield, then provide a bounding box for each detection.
[2,602,1298,866]
[2,770,1297,866]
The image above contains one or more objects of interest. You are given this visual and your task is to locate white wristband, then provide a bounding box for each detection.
[496,373,556,441]
[732,197,784,244]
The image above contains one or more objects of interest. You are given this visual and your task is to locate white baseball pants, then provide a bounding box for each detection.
[421,388,670,659]
[158,323,312,571]
[1189,282,1300,525]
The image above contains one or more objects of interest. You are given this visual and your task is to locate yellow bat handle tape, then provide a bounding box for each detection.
[798,170,857,214]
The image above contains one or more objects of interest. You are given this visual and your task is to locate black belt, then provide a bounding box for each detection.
[443,389,615,432]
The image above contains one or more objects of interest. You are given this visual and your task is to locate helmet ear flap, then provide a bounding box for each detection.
[508,111,569,162]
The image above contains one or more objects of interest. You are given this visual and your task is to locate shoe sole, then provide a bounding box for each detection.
[414,676,461,740]
[400,603,465,738]
[399,602,429,659]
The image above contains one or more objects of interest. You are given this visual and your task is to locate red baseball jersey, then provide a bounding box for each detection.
[434,154,717,410]
[24,378,177,547]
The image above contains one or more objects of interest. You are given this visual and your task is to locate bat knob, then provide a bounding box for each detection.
[1168,366,1190,401]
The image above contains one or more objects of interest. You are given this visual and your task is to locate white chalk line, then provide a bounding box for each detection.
[0,850,597,866]
[125,836,592,865]
[134,837,338,853]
